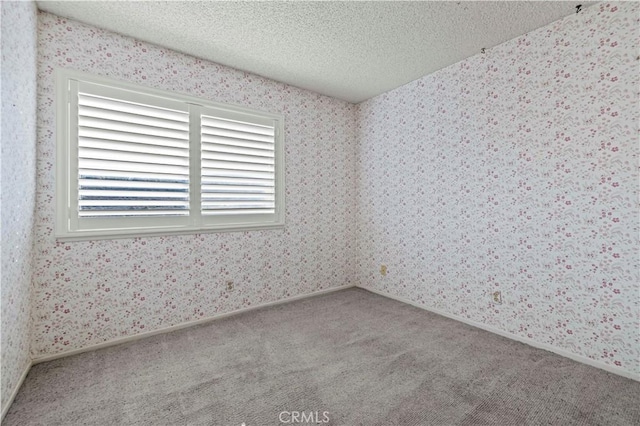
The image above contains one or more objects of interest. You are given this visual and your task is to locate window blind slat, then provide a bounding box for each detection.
[201,159,274,173]
[79,93,189,122]
[79,128,189,149]
[202,193,274,201]
[80,178,189,191]
[79,147,189,167]
[79,199,189,207]
[201,177,274,186]
[202,201,274,209]
[79,158,189,175]
[79,116,189,140]
[80,189,188,199]
[80,138,189,158]
[201,151,274,166]
[201,134,274,151]
[79,169,189,183]
[201,116,274,136]
[78,209,188,218]
[201,142,274,158]
[201,125,274,144]
[202,184,274,194]
[79,104,189,131]
[202,168,274,180]
[202,209,274,216]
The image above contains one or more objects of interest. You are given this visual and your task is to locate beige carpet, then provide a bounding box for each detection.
[4,288,640,425]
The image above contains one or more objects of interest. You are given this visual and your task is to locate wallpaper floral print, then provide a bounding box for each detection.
[356,2,639,376]
[1,1,38,413]
[33,12,357,357]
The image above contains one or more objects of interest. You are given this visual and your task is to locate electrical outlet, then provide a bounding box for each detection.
[226,281,234,291]
[492,291,502,304]
[380,265,387,276]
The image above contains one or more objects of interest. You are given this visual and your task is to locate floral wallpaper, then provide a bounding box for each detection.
[1,0,38,413]
[21,1,640,382]
[33,12,356,358]
[356,2,639,376]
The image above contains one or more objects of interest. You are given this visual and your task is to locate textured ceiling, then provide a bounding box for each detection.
[36,1,589,103]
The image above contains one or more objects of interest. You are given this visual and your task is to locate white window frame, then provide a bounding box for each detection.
[56,68,285,241]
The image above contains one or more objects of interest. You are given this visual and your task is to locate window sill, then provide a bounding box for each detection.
[55,222,285,242]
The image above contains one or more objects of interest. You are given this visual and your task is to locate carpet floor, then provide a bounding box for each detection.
[4,288,640,425]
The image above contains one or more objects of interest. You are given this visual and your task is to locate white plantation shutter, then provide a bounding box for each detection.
[200,112,276,217]
[75,84,191,218]
[57,69,284,240]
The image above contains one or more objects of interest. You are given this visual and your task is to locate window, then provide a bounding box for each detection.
[56,69,284,240]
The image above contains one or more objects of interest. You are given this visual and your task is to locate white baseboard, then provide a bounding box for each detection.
[32,284,355,365]
[1,360,32,421]
[358,285,640,382]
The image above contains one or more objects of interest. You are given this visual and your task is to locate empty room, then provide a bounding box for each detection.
[1,0,638,424]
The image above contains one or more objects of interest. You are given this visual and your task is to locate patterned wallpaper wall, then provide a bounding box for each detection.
[356,2,639,376]
[33,12,356,357]
[1,1,38,412]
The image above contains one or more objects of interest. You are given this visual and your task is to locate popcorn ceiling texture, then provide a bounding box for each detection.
[36,1,587,104]
[1,0,38,412]
[356,2,639,376]
[33,12,356,357]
